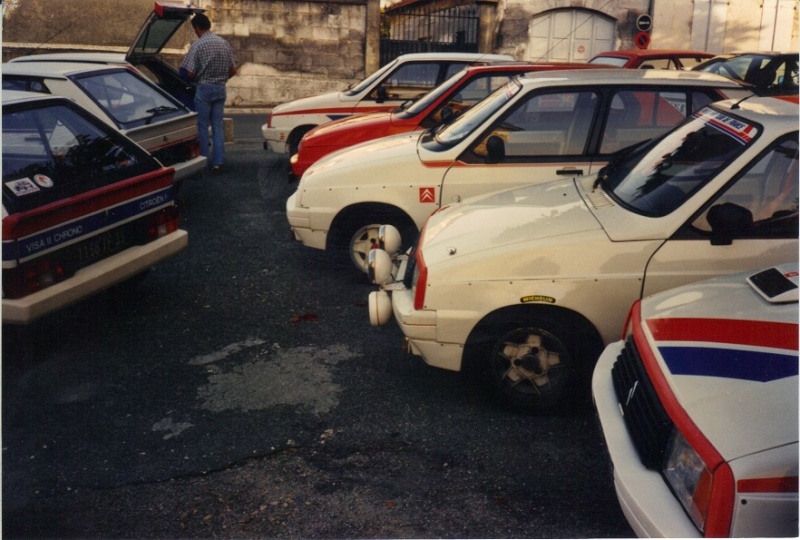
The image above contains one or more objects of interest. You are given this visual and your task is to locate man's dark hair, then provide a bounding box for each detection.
[191,13,211,30]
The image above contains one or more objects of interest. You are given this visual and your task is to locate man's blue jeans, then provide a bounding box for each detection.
[195,83,227,167]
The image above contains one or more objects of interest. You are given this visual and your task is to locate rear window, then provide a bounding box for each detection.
[3,99,159,213]
[72,69,186,129]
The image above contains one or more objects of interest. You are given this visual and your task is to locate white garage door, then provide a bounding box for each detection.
[527,9,615,63]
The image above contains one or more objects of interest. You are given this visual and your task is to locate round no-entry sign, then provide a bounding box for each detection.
[634,31,651,49]
[636,14,653,32]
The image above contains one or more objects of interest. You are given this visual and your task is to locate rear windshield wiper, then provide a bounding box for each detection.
[144,106,179,124]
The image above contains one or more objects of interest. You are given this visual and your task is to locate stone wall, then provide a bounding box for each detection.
[2,0,372,109]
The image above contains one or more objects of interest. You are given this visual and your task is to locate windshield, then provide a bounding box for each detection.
[345,59,398,95]
[427,78,523,148]
[604,106,760,217]
[399,68,468,117]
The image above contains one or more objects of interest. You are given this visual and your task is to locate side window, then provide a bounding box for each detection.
[443,62,470,79]
[640,58,676,70]
[692,137,798,239]
[600,90,688,154]
[371,62,441,101]
[471,91,598,159]
[2,77,49,93]
[678,57,709,69]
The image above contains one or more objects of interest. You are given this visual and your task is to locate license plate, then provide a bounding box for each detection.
[75,228,130,267]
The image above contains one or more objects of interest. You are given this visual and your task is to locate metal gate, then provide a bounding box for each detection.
[380,1,479,65]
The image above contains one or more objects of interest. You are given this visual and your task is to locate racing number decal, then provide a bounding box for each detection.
[419,187,436,203]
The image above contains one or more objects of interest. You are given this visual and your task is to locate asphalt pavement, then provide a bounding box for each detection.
[2,115,635,539]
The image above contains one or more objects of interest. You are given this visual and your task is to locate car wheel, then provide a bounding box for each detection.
[349,223,383,273]
[482,318,579,412]
[332,206,418,273]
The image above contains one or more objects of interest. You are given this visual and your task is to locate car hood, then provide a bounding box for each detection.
[302,130,422,181]
[127,3,204,63]
[420,179,602,268]
[302,111,394,146]
[640,265,799,461]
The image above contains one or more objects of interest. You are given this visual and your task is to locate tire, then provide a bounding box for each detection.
[287,126,314,156]
[471,313,595,413]
[330,206,418,273]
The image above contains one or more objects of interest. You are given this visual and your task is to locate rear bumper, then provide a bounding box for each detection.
[3,230,188,324]
[172,155,208,182]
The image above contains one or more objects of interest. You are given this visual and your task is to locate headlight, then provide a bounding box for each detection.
[663,430,713,532]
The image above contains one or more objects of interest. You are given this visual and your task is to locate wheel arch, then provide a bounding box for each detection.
[287,124,317,155]
[463,303,604,367]
[327,201,418,250]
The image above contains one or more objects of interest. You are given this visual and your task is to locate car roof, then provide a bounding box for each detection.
[3,60,130,78]
[9,52,129,66]
[517,68,744,87]
[392,52,515,62]
[592,49,714,59]
[712,95,800,130]
[2,89,55,105]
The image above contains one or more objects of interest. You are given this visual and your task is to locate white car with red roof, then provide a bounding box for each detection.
[592,263,798,537]
[287,69,749,272]
[367,95,798,412]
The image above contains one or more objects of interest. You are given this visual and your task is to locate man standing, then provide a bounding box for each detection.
[181,13,237,173]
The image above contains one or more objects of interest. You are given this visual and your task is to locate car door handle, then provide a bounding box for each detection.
[556,168,584,176]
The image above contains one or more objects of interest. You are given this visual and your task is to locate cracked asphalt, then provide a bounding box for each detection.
[2,116,635,539]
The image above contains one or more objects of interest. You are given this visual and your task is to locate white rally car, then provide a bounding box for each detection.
[261,52,513,155]
[286,69,749,272]
[592,263,798,537]
[367,95,798,412]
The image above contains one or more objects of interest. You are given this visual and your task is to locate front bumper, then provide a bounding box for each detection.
[3,230,189,325]
[262,124,288,154]
[592,342,701,538]
[285,192,327,250]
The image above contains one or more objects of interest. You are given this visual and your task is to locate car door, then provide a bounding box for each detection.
[642,135,799,296]
[359,61,471,112]
[438,88,600,205]
[438,85,716,205]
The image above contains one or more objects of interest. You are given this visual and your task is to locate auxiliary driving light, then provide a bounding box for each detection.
[368,249,393,285]
[378,224,401,255]
[368,290,393,325]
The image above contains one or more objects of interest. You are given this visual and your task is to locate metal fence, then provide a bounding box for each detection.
[380,1,479,65]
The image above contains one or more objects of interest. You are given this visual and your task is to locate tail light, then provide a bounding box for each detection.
[4,258,69,299]
[147,206,180,239]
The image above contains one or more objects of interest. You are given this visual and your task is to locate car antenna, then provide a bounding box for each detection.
[731,90,757,110]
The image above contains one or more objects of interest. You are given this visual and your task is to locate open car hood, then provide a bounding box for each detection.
[126,2,205,63]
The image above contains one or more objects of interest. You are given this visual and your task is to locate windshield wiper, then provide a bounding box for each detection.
[593,139,650,190]
[144,106,179,124]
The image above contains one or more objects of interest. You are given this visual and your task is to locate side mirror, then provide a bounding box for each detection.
[376,86,388,103]
[486,135,505,164]
[707,202,753,245]
[439,107,454,124]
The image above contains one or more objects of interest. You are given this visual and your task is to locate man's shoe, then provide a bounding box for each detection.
[212,165,222,173]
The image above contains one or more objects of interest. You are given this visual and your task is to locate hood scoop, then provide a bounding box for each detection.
[585,188,615,210]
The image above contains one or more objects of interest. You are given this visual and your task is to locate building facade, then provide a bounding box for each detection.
[2,0,797,109]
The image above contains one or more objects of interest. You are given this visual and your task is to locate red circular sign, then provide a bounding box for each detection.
[634,31,651,49]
